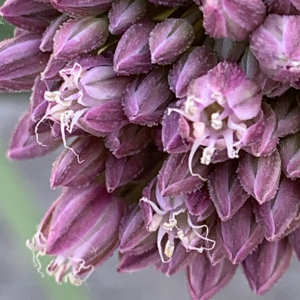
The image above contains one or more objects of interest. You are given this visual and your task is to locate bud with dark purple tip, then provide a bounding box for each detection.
[149,18,195,65]
[105,124,152,158]
[50,136,107,188]
[185,184,215,221]
[27,183,125,285]
[253,176,300,241]
[218,200,264,264]
[0,0,60,33]
[157,151,209,197]
[105,149,150,192]
[79,98,129,136]
[50,0,113,16]
[148,0,193,6]
[122,67,174,126]
[238,150,281,205]
[208,159,249,221]
[114,21,155,75]
[187,254,238,300]
[243,103,278,157]
[0,32,49,91]
[271,90,300,138]
[53,17,109,59]
[201,0,266,41]
[250,14,300,84]
[162,105,191,154]
[40,15,69,52]
[242,238,293,295]
[8,113,61,160]
[279,131,300,179]
[108,0,147,35]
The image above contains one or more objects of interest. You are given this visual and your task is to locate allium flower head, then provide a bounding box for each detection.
[2,0,300,299]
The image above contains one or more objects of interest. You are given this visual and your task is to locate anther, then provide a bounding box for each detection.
[211,112,223,130]
[164,240,175,258]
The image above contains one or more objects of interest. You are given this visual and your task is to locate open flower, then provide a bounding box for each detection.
[170,62,262,174]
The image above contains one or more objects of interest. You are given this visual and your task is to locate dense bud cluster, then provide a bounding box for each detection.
[2,0,300,299]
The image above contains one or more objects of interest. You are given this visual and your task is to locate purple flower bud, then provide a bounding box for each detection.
[122,67,174,126]
[271,90,300,138]
[148,0,193,6]
[79,98,129,136]
[242,238,293,295]
[263,0,300,14]
[114,21,155,75]
[218,200,264,264]
[243,102,278,157]
[157,151,209,197]
[50,0,113,16]
[105,124,152,158]
[40,15,69,52]
[118,245,160,273]
[208,159,249,221]
[27,183,125,285]
[0,0,60,33]
[185,183,215,220]
[238,150,281,205]
[205,215,226,266]
[289,226,300,261]
[149,18,195,65]
[105,149,150,192]
[108,0,147,35]
[278,132,300,179]
[119,205,157,255]
[162,105,191,154]
[53,17,109,59]
[250,14,300,84]
[241,48,291,97]
[30,76,52,121]
[41,54,67,82]
[50,136,107,188]
[8,113,61,160]
[214,38,248,62]
[170,62,263,170]
[168,46,217,98]
[0,32,49,91]
[187,255,238,300]
[201,0,266,41]
[78,59,131,105]
[253,176,300,241]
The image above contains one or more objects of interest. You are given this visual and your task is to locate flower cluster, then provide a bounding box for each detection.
[2,0,300,299]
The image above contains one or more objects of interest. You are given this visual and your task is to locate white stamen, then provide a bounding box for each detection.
[201,147,215,165]
[211,91,225,105]
[45,91,71,107]
[211,112,223,130]
[185,96,197,116]
[164,240,175,258]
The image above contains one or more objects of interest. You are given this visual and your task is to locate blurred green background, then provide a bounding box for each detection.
[0,2,90,299]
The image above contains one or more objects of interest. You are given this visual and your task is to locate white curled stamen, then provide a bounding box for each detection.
[187,214,216,252]
[60,111,84,164]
